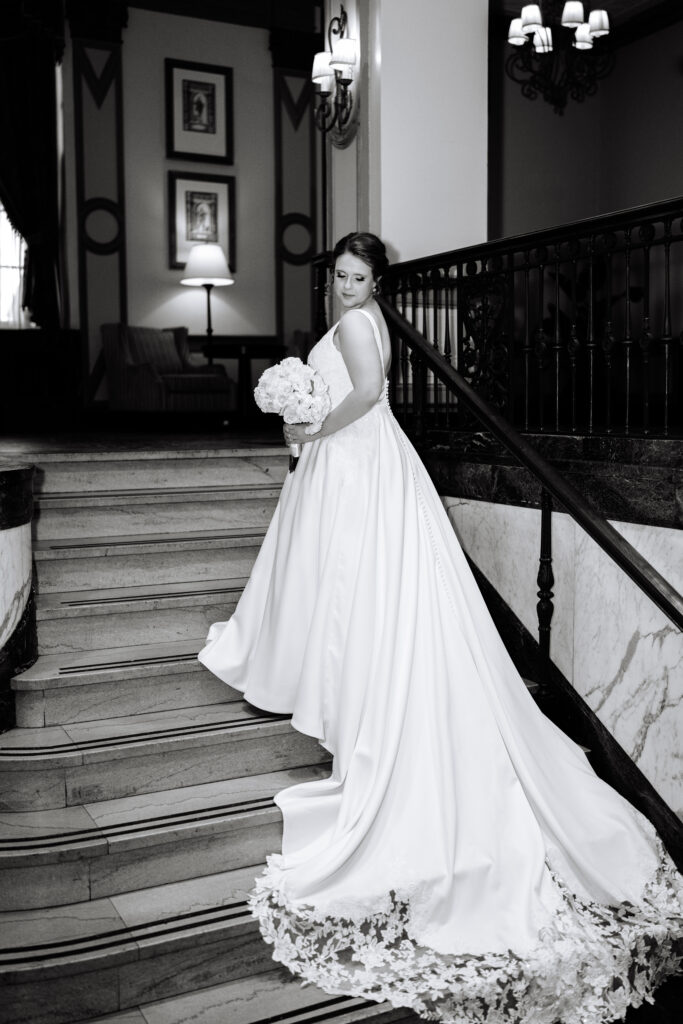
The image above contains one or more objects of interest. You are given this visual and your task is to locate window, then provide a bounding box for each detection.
[0,203,32,328]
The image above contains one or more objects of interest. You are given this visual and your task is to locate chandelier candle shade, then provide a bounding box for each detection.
[506,0,613,114]
[311,3,359,148]
[181,243,234,337]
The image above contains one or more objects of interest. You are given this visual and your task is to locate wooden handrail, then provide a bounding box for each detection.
[378,295,683,631]
[385,194,683,273]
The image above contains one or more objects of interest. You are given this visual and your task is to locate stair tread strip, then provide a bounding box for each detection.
[0,707,290,758]
[0,864,261,967]
[36,577,248,614]
[77,969,415,1024]
[36,483,282,506]
[33,526,267,557]
[13,638,208,685]
[0,766,329,851]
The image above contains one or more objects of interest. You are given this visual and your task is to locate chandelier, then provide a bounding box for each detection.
[506,1,614,115]
[310,3,359,148]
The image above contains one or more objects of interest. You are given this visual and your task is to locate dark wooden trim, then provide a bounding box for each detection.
[378,297,683,630]
[115,40,128,326]
[72,37,128,403]
[128,1,319,32]
[487,0,504,241]
[469,556,683,870]
[273,66,318,346]
[0,466,34,531]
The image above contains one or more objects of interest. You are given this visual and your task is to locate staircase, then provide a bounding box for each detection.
[0,443,418,1024]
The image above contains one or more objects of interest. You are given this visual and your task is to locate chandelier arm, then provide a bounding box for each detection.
[327,3,348,52]
[315,93,339,134]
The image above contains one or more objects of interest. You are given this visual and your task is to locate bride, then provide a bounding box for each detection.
[198,232,681,1024]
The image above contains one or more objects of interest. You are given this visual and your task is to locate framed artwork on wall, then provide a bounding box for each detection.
[165,59,233,163]
[168,171,236,271]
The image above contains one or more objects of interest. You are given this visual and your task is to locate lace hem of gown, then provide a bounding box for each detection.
[249,847,683,1024]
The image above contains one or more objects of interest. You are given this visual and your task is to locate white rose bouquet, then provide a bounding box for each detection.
[254,357,331,458]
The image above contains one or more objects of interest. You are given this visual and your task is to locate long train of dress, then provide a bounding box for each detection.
[198,307,682,1024]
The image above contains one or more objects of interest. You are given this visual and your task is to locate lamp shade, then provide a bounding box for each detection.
[521,5,543,33]
[534,26,553,52]
[316,73,335,94]
[508,18,526,45]
[311,51,332,82]
[180,244,233,286]
[573,22,593,48]
[588,10,610,36]
[561,2,584,28]
[330,37,356,68]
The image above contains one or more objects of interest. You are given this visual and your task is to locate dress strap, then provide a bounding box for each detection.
[346,307,386,374]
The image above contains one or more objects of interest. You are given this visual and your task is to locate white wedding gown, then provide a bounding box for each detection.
[199,308,681,1024]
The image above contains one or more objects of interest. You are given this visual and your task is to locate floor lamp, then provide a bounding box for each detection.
[181,243,234,362]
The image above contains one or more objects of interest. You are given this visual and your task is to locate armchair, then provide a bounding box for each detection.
[101,324,236,413]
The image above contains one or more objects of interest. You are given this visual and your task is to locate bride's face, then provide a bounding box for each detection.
[333,252,375,311]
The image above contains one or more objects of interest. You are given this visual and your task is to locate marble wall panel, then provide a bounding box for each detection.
[0,522,32,649]
[442,495,683,814]
[573,521,683,816]
[443,498,575,680]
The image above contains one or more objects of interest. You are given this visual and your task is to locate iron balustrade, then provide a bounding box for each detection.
[377,295,683,638]
[381,197,683,438]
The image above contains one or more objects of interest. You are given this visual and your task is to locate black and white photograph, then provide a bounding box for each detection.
[167,169,235,269]
[0,3,681,1024]
[165,57,233,162]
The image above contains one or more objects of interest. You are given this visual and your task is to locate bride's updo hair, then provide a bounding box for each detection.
[333,232,389,283]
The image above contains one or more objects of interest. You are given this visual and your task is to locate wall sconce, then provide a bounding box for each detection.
[181,243,234,337]
[311,3,359,149]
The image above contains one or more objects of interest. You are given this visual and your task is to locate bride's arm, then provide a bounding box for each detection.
[283,312,384,446]
[314,312,384,439]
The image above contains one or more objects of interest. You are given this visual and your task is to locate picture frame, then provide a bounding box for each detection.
[168,171,236,271]
[165,58,233,163]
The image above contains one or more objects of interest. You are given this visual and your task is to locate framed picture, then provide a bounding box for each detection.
[168,171,236,271]
[165,59,233,163]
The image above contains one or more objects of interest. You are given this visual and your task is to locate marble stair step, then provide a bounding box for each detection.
[0,867,419,1024]
[31,450,289,495]
[33,484,280,540]
[0,703,328,811]
[34,528,265,593]
[35,578,248,654]
[12,639,238,728]
[0,864,269,1024]
[0,765,329,911]
[80,970,419,1024]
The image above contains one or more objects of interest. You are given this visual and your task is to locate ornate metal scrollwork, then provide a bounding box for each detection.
[459,271,510,413]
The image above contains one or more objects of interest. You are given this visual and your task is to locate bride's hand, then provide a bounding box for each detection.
[283,423,311,446]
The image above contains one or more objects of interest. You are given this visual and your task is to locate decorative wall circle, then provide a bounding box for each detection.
[280,213,315,265]
[83,198,122,255]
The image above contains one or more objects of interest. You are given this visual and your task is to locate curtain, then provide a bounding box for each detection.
[0,1,63,329]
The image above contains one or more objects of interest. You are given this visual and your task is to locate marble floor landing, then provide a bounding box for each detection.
[0,431,284,460]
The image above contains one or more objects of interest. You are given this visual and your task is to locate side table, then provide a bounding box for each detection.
[190,335,286,421]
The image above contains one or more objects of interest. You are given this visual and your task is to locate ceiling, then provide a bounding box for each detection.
[494,0,682,41]
[498,0,667,17]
